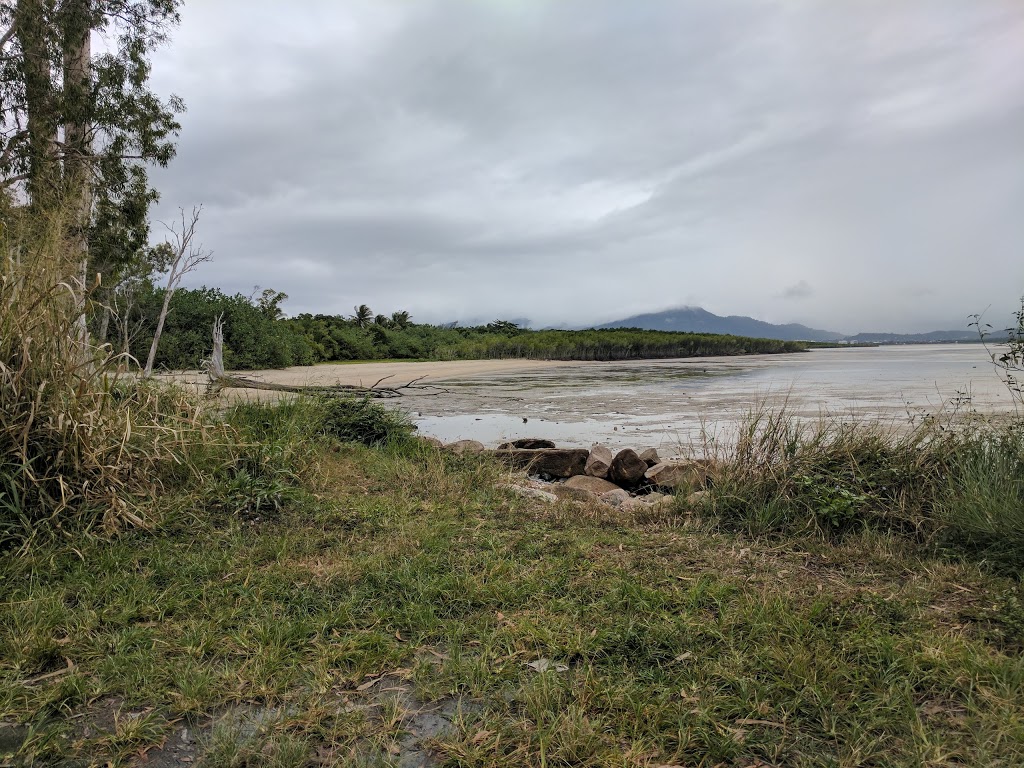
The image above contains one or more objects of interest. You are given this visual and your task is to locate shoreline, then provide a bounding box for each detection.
[160,357,585,390]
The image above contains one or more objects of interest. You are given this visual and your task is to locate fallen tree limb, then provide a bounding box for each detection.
[202,316,449,398]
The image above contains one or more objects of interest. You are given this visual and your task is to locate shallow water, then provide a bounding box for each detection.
[401,345,1016,451]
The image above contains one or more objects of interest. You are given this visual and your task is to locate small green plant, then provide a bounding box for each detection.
[312,396,414,447]
[794,473,873,529]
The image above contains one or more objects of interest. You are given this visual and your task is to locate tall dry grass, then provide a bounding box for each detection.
[703,402,1024,568]
[0,212,227,546]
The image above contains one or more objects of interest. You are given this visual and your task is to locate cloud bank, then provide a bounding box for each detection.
[149,0,1024,333]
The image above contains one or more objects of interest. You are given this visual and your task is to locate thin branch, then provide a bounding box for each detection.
[0,20,16,50]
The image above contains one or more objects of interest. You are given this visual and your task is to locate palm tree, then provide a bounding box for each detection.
[374,314,393,329]
[390,310,411,330]
[352,304,373,329]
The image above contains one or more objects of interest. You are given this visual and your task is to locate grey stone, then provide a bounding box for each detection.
[493,448,588,478]
[446,439,485,455]
[609,448,648,486]
[585,444,613,478]
[619,497,654,513]
[564,475,621,496]
[638,448,661,467]
[644,459,716,490]
[598,488,631,507]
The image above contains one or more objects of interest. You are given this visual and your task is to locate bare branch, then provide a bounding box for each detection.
[144,205,212,377]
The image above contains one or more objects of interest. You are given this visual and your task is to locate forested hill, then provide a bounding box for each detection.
[116,286,807,371]
[598,306,844,342]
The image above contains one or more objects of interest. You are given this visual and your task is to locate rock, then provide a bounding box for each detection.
[418,435,444,449]
[638,448,660,467]
[552,485,597,502]
[644,459,715,490]
[493,448,589,478]
[609,449,648,486]
[585,445,613,478]
[619,497,653,513]
[619,494,674,514]
[446,439,485,455]
[498,438,557,450]
[598,488,631,507]
[565,475,622,496]
[501,484,557,503]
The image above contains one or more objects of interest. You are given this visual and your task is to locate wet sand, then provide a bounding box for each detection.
[394,345,1017,450]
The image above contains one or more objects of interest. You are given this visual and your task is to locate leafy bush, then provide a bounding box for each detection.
[311,397,414,447]
[120,286,316,371]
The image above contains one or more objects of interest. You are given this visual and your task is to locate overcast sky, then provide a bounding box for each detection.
[147,0,1024,334]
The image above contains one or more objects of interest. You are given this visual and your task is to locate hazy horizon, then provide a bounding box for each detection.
[149,1,1024,334]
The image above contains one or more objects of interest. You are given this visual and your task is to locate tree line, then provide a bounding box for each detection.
[117,285,807,371]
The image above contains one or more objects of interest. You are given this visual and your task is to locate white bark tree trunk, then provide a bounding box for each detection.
[143,287,174,377]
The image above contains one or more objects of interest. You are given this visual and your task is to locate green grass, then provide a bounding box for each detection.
[3,435,1024,766]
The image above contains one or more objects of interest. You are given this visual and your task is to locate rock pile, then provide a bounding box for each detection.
[430,435,717,510]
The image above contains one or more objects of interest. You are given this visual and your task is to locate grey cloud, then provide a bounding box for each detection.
[148,0,1024,332]
[782,281,813,300]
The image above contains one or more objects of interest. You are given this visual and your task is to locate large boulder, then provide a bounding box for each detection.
[565,475,622,496]
[585,445,613,478]
[644,459,716,490]
[447,439,486,455]
[418,435,444,449]
[609,448,648,486]
[498,438,557,450]
[493,448,589,478]
[638,448,660,467]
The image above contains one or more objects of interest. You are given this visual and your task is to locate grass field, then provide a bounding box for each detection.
[3,433,1024,767]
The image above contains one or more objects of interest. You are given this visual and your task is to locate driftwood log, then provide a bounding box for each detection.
[203,316,446,399]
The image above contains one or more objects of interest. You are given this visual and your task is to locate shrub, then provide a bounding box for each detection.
[704,405,953,538]
[311,396,414,447]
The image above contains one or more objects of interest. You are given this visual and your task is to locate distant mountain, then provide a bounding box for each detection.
[595,306,845,342]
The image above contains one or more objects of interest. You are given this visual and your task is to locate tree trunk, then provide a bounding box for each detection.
[143,287,174,377]
[97,302,111,344]
[61,0,93,353]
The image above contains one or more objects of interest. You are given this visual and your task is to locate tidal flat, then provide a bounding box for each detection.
[400,344,1016,449]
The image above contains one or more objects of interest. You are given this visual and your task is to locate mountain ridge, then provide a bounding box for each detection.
[593,306,985,343]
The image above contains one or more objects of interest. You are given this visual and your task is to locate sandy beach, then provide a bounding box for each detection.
[163,357,581,392]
